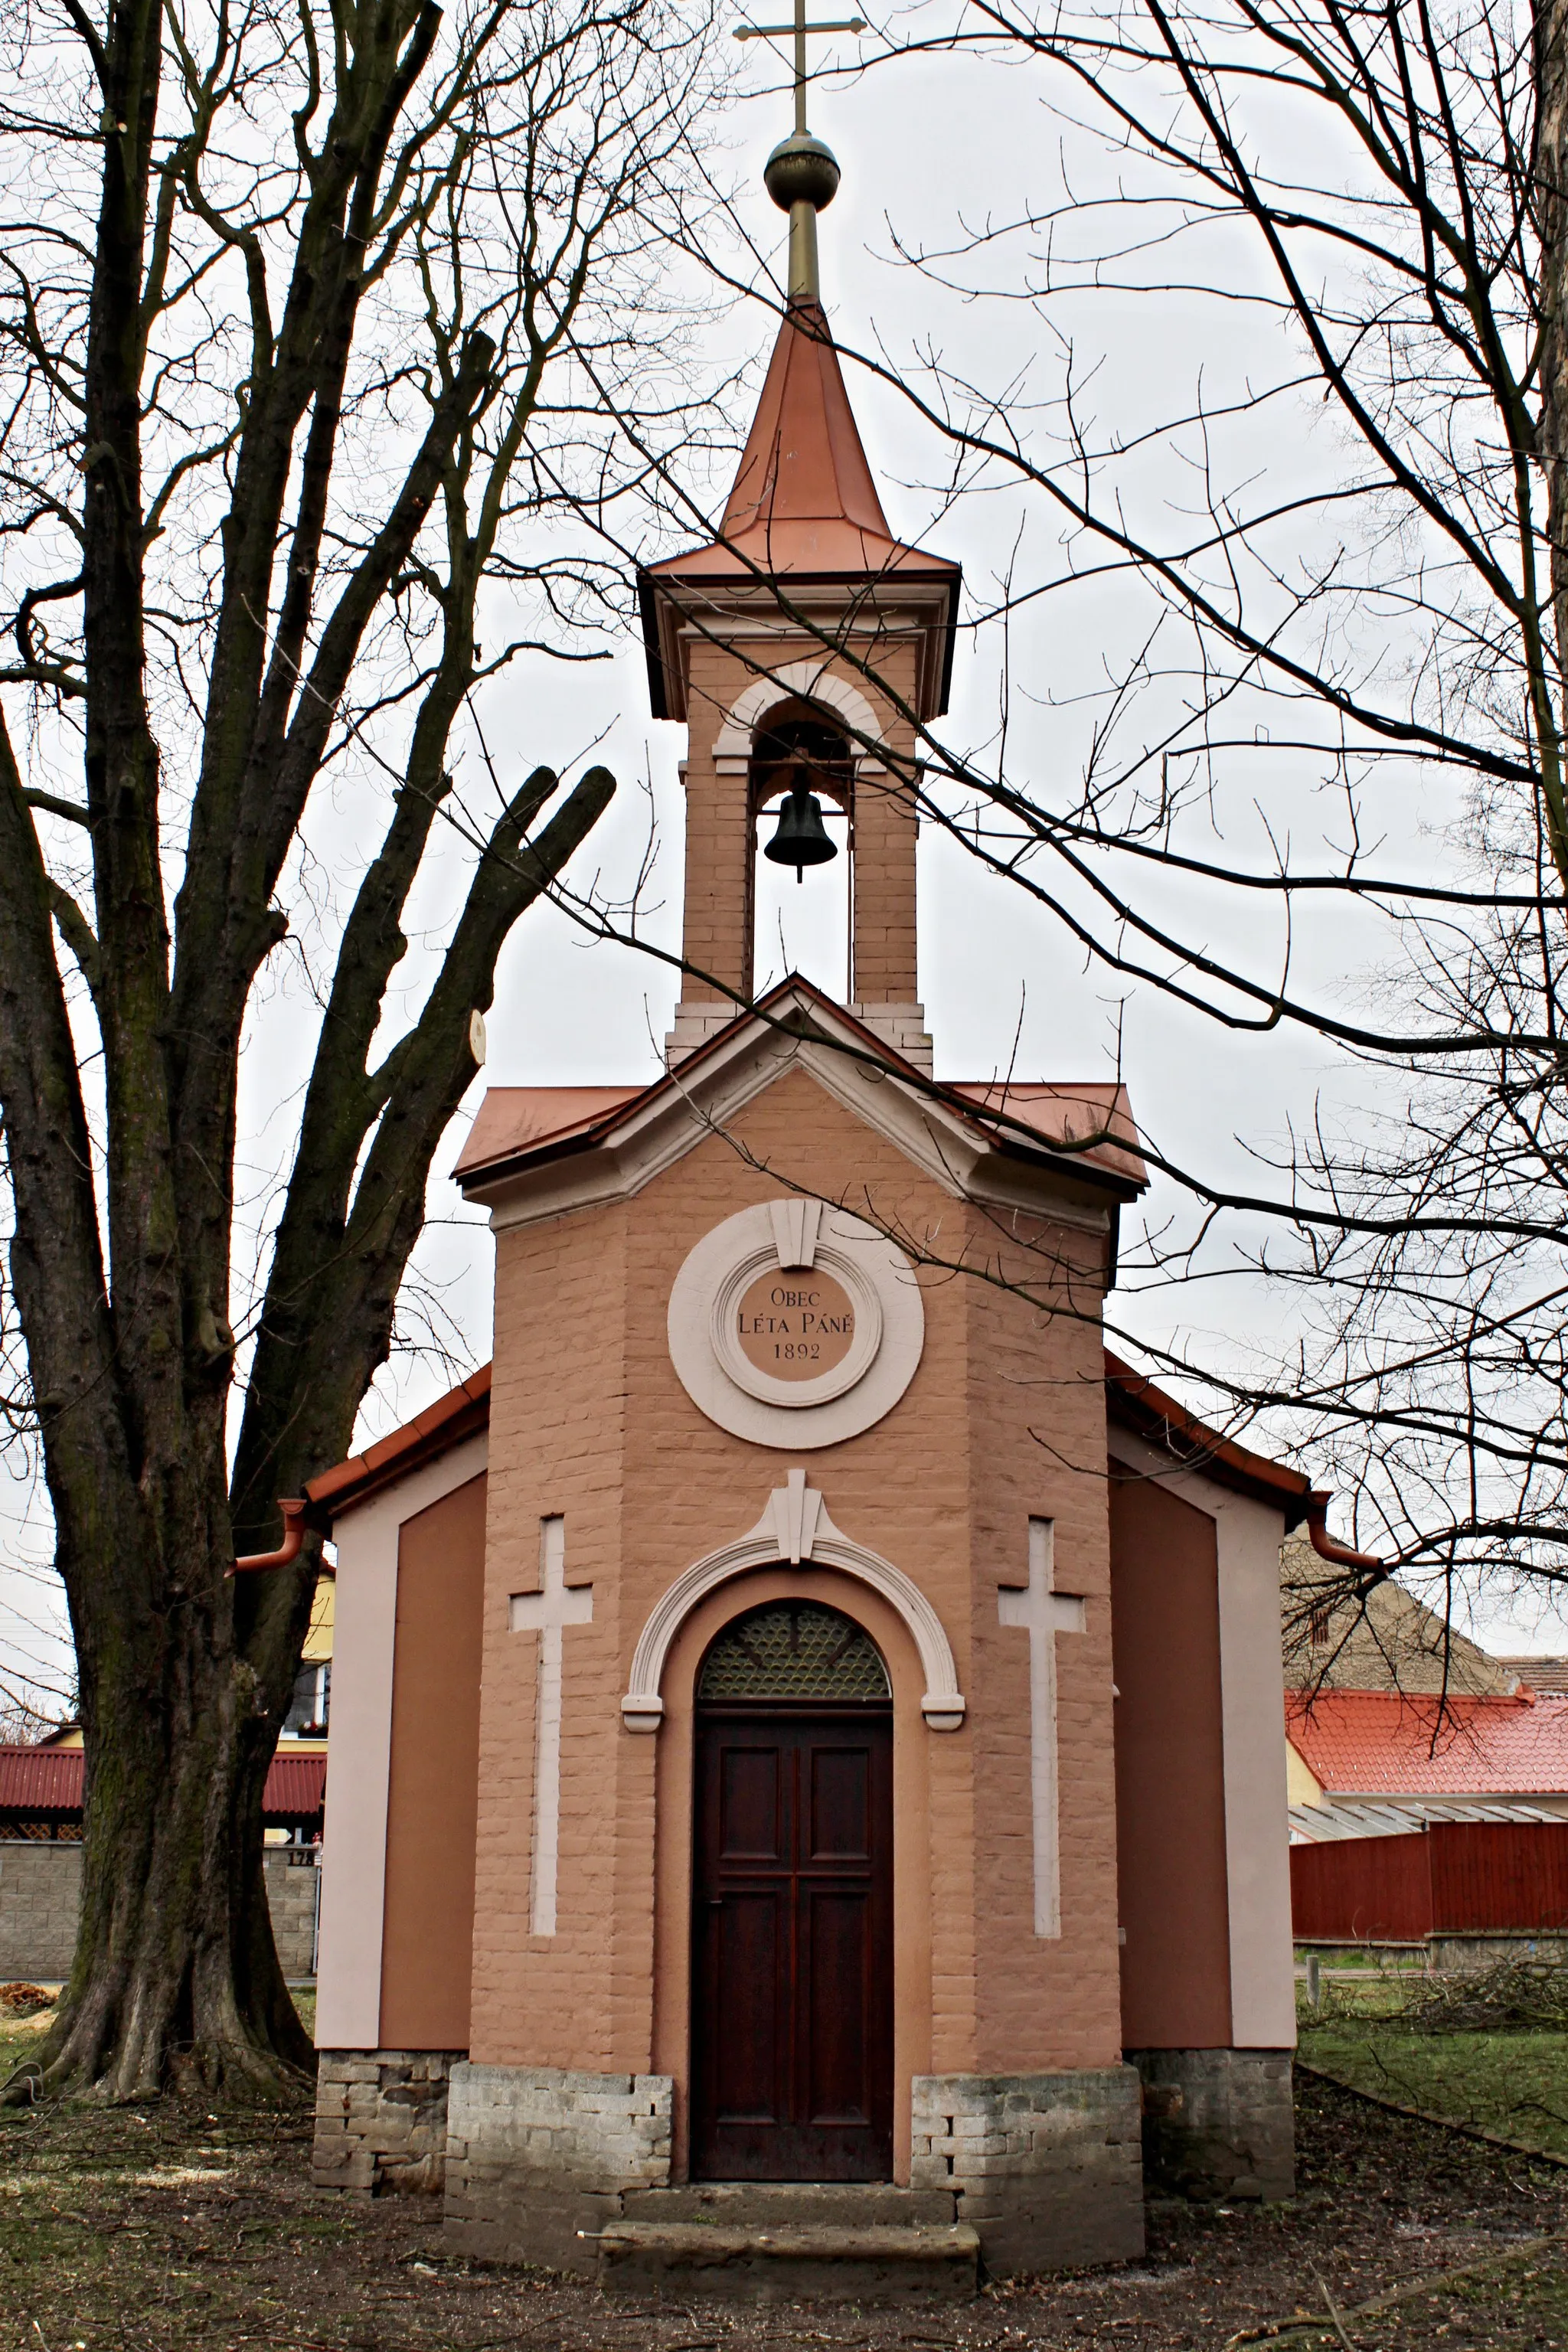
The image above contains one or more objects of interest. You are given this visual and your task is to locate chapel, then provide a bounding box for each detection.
[305,82,1329,2292]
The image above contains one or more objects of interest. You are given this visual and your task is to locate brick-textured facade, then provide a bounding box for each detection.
[471,1075,1125,2128]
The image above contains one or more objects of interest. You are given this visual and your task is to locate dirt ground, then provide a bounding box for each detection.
[1,2071,1565,2350]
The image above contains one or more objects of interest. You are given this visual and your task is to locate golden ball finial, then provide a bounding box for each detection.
[764,132,841,214]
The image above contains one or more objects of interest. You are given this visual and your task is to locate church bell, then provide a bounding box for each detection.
[763,769,838,883]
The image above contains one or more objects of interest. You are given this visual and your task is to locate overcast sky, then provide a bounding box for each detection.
[5,5,1566,1715]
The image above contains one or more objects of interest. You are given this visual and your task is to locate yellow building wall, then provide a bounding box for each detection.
[1285,1736,1322,1809]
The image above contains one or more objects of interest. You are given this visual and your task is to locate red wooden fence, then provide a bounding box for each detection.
[1291,1820,1568,1942]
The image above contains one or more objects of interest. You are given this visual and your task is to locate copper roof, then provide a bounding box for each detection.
[1104,1351,1378,1560]
[304,1365,492,1529]
[651,302,956,586]
[948,1081,1145,1191]
[639,303,960,720]
[452,978,1148,1200]
[452,1087,639,1183]
[452,1072,1146,1192]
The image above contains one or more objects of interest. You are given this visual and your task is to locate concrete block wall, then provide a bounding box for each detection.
[263,1850,319,1978]
[0,1840,82,1978]
[1132,2048,1295,2201]
[313,2052,459,2195]
[910,2067,1145,2273]
[0,1838,317,1983]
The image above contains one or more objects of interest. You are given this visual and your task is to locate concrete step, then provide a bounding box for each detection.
[622,2180,958,2226]
[597,2215,980,2302]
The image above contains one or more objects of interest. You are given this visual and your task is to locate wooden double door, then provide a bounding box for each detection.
[690,1705,894,2180]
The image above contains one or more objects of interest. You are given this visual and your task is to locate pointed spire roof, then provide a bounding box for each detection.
[639,302,961,721]
[719,298,894,556]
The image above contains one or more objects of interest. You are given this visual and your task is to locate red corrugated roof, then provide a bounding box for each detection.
[1286,1690,1568,1797]
[260,1753,328,1817]
[0,1746,326,1820]
[0,1746,81,1810]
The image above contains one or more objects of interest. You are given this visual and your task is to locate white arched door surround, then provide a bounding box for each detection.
[621,1471,965,1732]
[712,662,885,767]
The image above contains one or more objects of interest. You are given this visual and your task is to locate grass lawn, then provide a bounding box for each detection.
[1298,2018,1568,2157]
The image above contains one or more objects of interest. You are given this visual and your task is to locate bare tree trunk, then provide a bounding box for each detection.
[0,0,697,2096]
[1539,0,1568,784]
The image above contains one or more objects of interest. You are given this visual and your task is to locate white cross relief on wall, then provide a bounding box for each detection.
[998,1517,1086,1939]
[509,1517,593,1937]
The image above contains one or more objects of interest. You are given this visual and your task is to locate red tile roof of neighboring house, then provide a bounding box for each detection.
[1285,1690,1568,1798]
[0,1746,327,1822]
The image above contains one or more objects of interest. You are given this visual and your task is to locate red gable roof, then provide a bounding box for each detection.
[1286,1690,1568,1798]
[449,989,1148,1200]
[0,1746,326,1821]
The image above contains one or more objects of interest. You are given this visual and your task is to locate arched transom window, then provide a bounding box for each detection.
[697,1600,890,1703]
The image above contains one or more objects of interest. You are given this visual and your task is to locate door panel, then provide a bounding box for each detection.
[805,1888,871,2122]
[710,1891,783,2119]
[718,1744,785,1863]
[808,1746,871,1861]
[691,1708,892,2180]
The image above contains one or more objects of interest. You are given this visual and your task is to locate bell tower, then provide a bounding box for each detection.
[638,32,960,1074]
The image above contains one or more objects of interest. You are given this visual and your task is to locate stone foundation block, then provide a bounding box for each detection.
[1129,2048,1295,2202]
[312,2052,459,2196]
[442,2062,675,2272]
[910,2067,1144,2275]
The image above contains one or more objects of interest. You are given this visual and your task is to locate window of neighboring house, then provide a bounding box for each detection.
[283,1660,330,1737]
[1308,1606,1331,1648]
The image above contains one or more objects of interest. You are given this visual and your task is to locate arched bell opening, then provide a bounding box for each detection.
[749,698,854,1001]
[689,1595,894,2182]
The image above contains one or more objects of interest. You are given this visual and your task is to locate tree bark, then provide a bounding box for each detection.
[0,0,658,2099]
[1539,0,1568,815]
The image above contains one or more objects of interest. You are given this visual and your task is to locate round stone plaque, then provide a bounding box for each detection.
[733,1269,858,1383]
[666,1201,925,1448]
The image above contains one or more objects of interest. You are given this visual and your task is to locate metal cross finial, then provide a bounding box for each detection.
[736,4,866,137]
[736,2,865,298]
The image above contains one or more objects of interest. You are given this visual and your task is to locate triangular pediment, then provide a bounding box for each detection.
[455,979,1143,1235]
